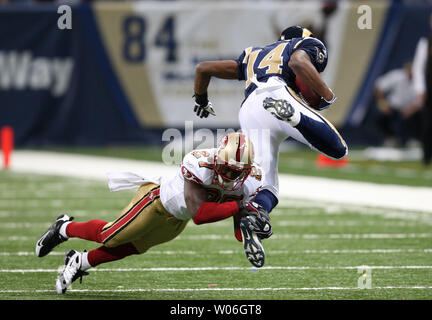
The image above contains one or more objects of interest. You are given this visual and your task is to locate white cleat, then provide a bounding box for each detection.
[56,250,88,294]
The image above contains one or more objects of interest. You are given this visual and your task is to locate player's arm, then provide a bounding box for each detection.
[288,50,334,102]
[184,179,240,225]
[194,60,239,94]
[193,60,239,118]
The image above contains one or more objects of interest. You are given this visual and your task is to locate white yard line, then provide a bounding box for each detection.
[176,233,432,240]
[1,286,432,294]
[0,233,431,242]
[0,220,424,228]
[1,248,431,256]
[8,150,432,213]
[1,265,432,273]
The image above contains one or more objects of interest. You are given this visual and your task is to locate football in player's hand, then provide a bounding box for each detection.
[295,77,321,108]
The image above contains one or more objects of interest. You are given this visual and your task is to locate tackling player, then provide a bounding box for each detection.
[193,25,348,214]
[35,133,272,294]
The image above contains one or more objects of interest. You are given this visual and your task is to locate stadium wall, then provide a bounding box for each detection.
[0,1,430,146]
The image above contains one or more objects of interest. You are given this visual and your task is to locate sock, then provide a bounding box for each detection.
[59,221,71,239]
[81,251,92,271]
[65,220,107,243]
[254,189,278,213]
[287,106,301,126]
[87,243,139,267]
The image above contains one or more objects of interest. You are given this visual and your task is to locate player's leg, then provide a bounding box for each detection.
[239,93,288,212]
[55,183,187,293]
[264,86,348,160]
[128,211,189,254]
[60,187,187,282]
[36,183,158,257]
[63,183,161,244]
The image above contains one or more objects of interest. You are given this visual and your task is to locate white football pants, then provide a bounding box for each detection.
[238,77,347,200]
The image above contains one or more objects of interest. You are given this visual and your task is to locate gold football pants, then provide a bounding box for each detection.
[99,183,188,253]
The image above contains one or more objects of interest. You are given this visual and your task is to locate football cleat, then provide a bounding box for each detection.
[240,217,265,268]
[56,250,89,294]
[263,97,294,122]
[36,214,74,258]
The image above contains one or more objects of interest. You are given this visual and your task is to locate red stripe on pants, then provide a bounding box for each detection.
[100,188,160,242]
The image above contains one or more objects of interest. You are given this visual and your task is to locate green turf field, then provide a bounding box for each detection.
[0,170,431,300]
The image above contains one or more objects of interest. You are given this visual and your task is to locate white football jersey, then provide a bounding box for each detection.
[160,148,263,221]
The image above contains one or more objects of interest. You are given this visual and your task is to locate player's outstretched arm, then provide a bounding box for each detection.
[289,50,334,102]
[193,60,239,118]
[184,179,208,216]
[184,179,240,225]
[194,60,239,95]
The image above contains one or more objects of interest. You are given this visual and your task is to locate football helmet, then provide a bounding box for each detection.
[279,25,313,41]
[213,132,254,191]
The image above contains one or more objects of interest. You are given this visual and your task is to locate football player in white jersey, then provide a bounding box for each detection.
[35,133,272,294]
[193,26,348,215]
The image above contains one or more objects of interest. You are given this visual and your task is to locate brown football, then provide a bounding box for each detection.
[295,77,321,107]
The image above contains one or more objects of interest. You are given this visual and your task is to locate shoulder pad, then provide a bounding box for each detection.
[242,165,264,200]
[181,149,215,185]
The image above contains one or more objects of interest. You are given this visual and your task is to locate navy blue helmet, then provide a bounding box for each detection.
[279,26,313,41]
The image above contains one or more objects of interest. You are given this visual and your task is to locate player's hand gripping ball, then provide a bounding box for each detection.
[295,77,321,108]
[295,77,337,111]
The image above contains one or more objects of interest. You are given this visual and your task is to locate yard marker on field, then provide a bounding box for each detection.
[316,153,347,168]
[1,126,14,170]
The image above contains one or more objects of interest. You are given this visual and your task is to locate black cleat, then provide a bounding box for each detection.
[240,217,265,268]
[35,214,74,257]
[263,97,295,121]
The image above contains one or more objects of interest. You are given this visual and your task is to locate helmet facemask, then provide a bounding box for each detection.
[214,160,252,191]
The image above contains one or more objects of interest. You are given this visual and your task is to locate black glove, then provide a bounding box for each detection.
[238,201,272,239]
[193,93,216,118]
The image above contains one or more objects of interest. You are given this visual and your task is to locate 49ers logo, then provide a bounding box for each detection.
[181,166,202,184]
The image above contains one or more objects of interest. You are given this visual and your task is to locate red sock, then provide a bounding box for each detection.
[66,220,107,243]
[87,243,139,267]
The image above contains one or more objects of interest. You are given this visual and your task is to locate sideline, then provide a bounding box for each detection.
[8,150,432,213]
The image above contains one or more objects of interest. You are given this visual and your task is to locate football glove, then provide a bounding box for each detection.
[314,92,337,111]
[193,93,216,118]
[237,201,272,239]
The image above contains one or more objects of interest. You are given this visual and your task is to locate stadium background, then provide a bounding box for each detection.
[1,0,432,302]
[1,0,430,147]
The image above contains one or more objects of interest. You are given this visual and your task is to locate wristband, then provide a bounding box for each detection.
[193,93,208,105]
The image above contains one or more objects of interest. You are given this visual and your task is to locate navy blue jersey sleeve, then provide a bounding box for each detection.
[235,48,250,81]
[292,38,328,73]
